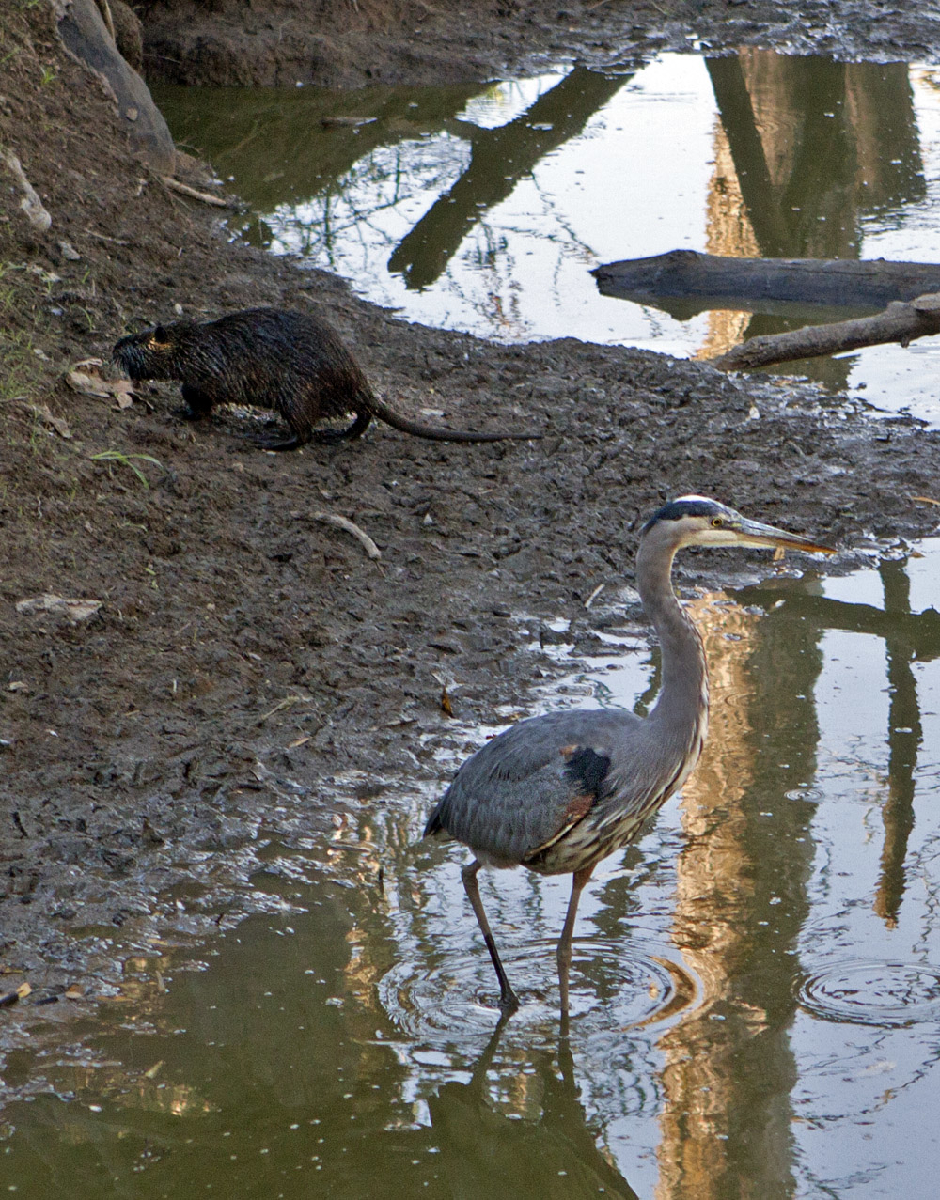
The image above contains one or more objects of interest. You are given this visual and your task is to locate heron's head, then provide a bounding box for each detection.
[640,495,835,557]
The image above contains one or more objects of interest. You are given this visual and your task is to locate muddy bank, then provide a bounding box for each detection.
[1,0,939,1043]
[135,0,940,88]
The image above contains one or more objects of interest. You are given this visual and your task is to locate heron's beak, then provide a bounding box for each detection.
[736,518,836,556]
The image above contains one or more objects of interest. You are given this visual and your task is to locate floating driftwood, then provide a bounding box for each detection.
[713,292,940,371]
[593,250,940,311]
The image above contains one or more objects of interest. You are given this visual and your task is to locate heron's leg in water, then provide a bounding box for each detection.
[557,864,595,1017]
[462,861,520,1014]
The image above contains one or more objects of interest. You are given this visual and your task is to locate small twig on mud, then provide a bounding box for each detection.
[912,495,940,507]
[311,510,382,560]
[160,176,232,208]
[584,582,604,608]
[258,693,315,725]
[94,0,117,43]
[85,228,130,246]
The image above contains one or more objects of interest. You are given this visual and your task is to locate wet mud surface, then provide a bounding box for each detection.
[1,0,940,1051]
[138,0,940,87]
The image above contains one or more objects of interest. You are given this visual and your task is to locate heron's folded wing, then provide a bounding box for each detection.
[424,709,644,864]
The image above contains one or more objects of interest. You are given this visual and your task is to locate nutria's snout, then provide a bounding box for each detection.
[112,321,205,380]
[111,328,164,380]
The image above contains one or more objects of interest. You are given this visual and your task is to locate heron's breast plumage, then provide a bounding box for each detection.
[524,723,703,875]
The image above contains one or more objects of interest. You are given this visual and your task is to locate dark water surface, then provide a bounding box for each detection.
[2,546,940,1196]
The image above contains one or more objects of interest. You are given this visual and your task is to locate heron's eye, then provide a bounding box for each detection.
[711,517,724,528]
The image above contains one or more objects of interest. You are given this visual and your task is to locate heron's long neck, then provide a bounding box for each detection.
[635,539,709,750]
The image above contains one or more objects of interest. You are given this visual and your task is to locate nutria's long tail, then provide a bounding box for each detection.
[369,395,540,442]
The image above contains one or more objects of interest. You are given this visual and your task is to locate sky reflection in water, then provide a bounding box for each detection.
[156,52,940,422]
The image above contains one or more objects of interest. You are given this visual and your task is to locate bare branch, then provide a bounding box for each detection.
[713,293,940,371]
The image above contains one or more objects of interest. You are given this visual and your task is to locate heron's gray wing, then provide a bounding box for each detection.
[423,709,646,866]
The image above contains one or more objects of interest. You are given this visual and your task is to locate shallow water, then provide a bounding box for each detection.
[156,51,940,424]
[2,542,940,1196]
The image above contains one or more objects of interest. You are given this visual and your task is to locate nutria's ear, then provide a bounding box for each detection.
[146,325,172,351]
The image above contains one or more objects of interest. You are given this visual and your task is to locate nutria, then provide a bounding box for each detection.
[112,307,540,451]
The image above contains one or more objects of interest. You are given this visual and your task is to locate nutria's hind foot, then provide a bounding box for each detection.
[311,411,372,443]
[178,404,209,422]
[179,384,213,421]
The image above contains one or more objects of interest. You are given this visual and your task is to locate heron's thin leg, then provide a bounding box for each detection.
[462,861,520,1014]
[557,864,594,1018]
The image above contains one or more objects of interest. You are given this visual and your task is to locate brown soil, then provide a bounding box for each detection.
[137,0,940,87]
[1,0,939,1038]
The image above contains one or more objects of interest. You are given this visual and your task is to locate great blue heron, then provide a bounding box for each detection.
[423,495,834,1015]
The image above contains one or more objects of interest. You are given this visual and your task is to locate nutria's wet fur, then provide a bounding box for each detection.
[113,307,539,451]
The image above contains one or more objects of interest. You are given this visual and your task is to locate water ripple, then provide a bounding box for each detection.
[798,960,940,1027]
[380,936,698,1039]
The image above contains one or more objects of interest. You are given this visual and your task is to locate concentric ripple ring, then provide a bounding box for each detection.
[798,960,940,1027]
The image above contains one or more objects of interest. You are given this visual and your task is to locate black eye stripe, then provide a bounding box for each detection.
[642,500,719,533]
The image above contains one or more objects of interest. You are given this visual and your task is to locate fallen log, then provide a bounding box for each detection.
[593,250,940,310]
[712,292,940,371]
